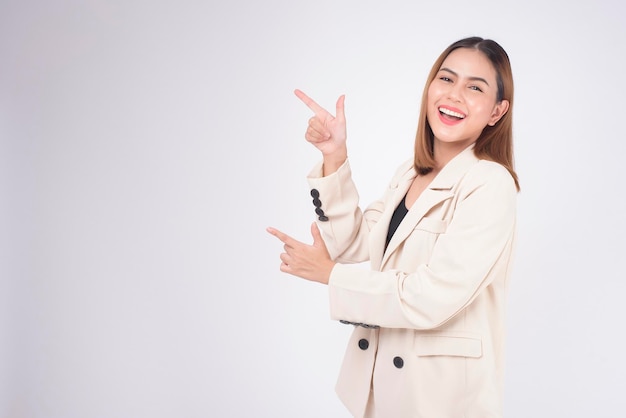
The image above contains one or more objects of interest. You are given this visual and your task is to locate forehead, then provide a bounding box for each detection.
[439,48,497,83]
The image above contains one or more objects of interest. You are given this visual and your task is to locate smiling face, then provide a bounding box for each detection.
[426,48,509,151]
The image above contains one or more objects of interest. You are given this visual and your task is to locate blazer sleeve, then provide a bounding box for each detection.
[306,159,388,264]
[327,162,517,330]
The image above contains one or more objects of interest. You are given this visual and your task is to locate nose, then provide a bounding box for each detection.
[447,82,464,103]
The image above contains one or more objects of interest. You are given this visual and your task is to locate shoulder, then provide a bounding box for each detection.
[388,158,415,186]
[473,159,511,177]
[461,159,517,195]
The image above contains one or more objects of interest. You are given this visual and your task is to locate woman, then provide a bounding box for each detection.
[267,37,518,418]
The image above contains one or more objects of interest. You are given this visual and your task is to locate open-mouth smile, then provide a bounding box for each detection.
[438,106,466,125]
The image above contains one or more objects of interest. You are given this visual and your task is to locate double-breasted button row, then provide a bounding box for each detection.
[310,189,328,222]
[356,339,404,369]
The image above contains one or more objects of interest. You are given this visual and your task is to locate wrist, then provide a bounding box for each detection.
[321,261,336,285]
[322,151,347,176]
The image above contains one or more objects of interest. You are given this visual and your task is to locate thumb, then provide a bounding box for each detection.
[311,222,324,247]
[335,94,346,121]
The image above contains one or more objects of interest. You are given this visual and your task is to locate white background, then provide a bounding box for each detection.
[1,0,625,417]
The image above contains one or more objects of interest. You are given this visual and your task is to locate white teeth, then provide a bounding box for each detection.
[439,107,465,119]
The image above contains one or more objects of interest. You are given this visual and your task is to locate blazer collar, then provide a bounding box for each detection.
[377,145,479,269]
[427,144,480,190]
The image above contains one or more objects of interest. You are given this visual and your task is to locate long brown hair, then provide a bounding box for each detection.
[413,37,519,191]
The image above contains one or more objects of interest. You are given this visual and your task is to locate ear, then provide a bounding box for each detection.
[488,99,510,126]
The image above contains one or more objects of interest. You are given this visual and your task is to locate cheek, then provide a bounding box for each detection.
[468,97,495,118]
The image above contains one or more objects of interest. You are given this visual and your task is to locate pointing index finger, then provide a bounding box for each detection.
[266,227,298,247]
[294,89,328,117]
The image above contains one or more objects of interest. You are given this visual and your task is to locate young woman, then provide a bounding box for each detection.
[267,37,518,418]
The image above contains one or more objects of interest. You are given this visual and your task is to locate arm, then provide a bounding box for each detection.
[266,90,353,284]
[306,158,388,263]
[328,164,517,330]
[267,159,407,283]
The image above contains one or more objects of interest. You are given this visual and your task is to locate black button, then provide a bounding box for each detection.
[393,356,404,369]
[315,207,325,216]
[312,198,322,208]
[310,189,320,198]
[318,215,329,222]
[358,339,369,350]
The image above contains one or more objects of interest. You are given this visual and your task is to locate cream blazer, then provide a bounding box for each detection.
[306,145,517,418]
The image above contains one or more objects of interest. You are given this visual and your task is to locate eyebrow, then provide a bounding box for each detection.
[439,67,490,86]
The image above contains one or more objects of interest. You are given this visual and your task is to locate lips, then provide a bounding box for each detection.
[437,105,466,126]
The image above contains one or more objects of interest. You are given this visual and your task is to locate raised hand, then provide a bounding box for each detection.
[266,222,335,284]
[295,89,347,174]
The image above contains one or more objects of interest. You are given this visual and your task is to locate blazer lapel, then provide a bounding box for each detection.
[380,188,453,269]
[379,145,480,270]
[369,162,415,271]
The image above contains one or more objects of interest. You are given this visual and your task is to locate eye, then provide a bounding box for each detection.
[439,76,452,82]
[469,85,484,92]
